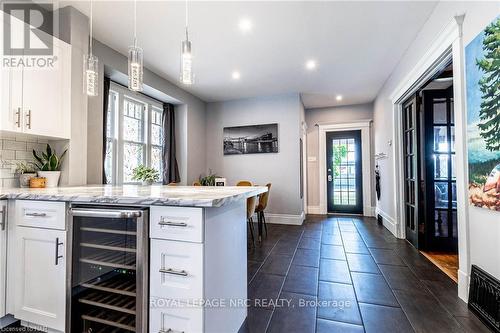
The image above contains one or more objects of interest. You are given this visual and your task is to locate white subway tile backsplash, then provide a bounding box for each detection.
[1,150,16,160]
[27,142,47,152]
[15,150,33,160]
[0,168,14,178]
[2,178,18,188]
[2,140,27,151]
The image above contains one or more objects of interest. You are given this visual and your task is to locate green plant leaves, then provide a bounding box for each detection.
[31,144,66,171]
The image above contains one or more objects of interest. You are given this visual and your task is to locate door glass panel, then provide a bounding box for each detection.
[451,182,457,208]
[433,126,448,152]
[433,99,447,123]
[406,131,413,154]
[450,98,454,123]
[434,210,448,237]
[434,182,449,208]
[451,155,456,179]
[434,154,449,179]
[450,126,455,152]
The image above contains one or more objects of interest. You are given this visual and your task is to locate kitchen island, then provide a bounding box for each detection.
[0,185,267,333]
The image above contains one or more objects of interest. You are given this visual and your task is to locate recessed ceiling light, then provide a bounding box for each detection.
[336,95,343,101]
[238,18,253,33]
[305,60,317,70]
[232,71,241,80]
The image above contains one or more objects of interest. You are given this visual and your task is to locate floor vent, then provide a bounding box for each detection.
[468,265,500,332]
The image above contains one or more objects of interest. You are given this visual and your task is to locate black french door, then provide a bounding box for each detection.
[422,87,457,251]
[326,130,363,214]
[403,95,422,248]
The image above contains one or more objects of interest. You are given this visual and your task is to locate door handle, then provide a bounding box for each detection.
[327,175,333,182]
[55,237,63,265]
[26,109,31,129]
[15,108,21,128]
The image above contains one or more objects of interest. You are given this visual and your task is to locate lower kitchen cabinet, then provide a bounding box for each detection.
[0,201,7,318]
[13,226,66,332]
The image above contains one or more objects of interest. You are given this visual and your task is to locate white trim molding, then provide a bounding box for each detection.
[318,120,373,216]
[389,15,469,302]
[307,206,322,215]
[260,212,305,226]
[375,207,398,237]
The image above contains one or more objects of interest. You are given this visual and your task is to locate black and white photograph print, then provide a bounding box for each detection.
[223,123,279,155]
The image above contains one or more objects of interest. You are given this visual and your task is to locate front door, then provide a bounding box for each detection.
[422,88,457,251]
[326,130,363,214]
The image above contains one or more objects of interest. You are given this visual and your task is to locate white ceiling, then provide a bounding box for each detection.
[58,1,437,108]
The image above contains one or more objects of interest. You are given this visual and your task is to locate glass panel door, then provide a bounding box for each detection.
[326,130,363,214]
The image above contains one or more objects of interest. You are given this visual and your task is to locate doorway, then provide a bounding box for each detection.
[401,62,458,281]
[326,130,363,214]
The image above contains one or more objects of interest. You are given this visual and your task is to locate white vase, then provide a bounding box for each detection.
[142,180,153,186]
[37,171,61,188]
[19,173,37,188]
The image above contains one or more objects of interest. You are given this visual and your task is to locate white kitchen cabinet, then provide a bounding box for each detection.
[0,201,7,318]
[13,227,66,332]
[0,12,71,139]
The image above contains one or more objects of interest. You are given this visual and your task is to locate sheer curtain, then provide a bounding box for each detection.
[162,103,180,184]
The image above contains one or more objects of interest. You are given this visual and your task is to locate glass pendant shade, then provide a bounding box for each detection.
[84,54,98,96]
[180,39,193,85]
[128,44,144,91]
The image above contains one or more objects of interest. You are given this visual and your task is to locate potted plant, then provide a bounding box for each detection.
[199,170,217,186]
[32,144,67,188]
[15,161,37,188]
[132,165,159,185]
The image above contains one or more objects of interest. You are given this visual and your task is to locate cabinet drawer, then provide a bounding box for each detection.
[150,301,203,333]
[150,239,203,301]
[15,200,66,230]
[150,206,203,243]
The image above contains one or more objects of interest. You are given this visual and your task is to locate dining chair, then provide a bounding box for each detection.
[255,183,271,236]
[236,180,256,245]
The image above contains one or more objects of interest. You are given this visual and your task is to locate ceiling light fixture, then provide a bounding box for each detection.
[180,0,194,85]
[84,0,98,96]
[232,71,241,80]
[336,95,343,101]
[305,60,317,70]
[128,0,144,91]
[238,18,252,33]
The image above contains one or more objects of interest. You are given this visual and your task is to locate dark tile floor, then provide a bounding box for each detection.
[239,215,491,333]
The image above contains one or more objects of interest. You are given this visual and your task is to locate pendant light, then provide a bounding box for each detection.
[128,0,143,91]
[180,0,194,85]
[84,0,98,96]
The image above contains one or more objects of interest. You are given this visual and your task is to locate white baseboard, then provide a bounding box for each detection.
[263,212,305,225]
[365,206,376,217]
[458,269,469,303]
[307,206,321,214]
[375,207,398,237]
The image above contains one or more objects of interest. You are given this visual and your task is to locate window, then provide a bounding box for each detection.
[105,82,163,184]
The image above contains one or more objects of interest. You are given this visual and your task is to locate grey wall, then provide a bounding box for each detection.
[305,103,374,207]
[373,1,500,280]
[206,93,304,216]
[86,39,207,185]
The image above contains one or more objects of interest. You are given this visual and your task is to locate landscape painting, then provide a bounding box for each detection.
[466,15,500,211]
[223,123,279,155]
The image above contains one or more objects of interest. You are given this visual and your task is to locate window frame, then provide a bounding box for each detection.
[106,82,163,185]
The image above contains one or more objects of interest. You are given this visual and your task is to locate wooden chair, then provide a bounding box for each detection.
[255,183,271,236]
[236,180,256,245]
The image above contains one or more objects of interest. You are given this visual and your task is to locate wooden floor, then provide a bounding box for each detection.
[420,251,459,283]
[239,215,489,333]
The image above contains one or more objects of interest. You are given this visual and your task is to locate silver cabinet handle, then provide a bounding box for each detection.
[159,268,188,277]
[160,329,185,333]
[26,109,31,129]
[25,212,47,217]
[15,108,21,128]
[0,205,6,231]
[159,221,188,227]
[55,237,63,265]
[69,208,142,219]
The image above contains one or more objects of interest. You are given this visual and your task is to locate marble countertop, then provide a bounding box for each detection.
[0,185,268,208]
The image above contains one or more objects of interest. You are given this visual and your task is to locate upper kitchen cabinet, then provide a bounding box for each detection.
[0,12,71,139]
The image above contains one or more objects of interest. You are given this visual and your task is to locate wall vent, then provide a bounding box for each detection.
[468,265,500,333]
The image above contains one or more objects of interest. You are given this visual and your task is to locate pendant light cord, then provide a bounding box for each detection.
[134,0,137,46]
[185,0,189,40]
[89,0,93,55]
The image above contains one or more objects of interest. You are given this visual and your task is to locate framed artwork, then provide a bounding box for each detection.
[465,15,500,211]
[223,123,279,155]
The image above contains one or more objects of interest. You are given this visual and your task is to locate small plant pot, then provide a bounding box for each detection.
[142,180,154,186]
[19,173,37,188]
[37,171,61,188]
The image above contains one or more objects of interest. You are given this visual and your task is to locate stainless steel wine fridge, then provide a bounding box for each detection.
[68,206,149,333]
